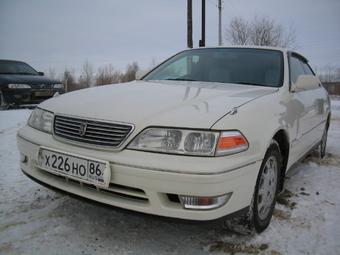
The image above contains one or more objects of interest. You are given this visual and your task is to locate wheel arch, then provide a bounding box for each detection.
[326,113,331,129]
[272,129,290,192]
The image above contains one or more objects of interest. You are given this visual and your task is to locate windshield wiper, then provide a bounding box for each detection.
[165,78,198,81]
[16,72,36,75]
[234,81,267,87]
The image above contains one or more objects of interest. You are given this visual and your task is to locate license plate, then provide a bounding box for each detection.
[35,90,52,97]
[37,147,111,188]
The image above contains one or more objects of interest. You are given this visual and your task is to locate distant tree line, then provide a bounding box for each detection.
[314,65,340,83]
[47,58,340,94]
[318,66,340,95]
[323,82,340,95]
[47,61,140,92]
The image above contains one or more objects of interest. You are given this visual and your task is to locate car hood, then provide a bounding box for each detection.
[40,80,277,129]
[0,74,60,85]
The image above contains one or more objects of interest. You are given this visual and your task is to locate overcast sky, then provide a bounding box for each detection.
[0,0,339,75]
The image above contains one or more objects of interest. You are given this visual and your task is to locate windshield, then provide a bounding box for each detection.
[144,48,284,87]
[0,60,39,75]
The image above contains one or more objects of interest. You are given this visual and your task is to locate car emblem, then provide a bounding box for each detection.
[79,123,87,137]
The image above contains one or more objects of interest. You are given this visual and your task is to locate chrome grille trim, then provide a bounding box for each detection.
[53,115,134,149]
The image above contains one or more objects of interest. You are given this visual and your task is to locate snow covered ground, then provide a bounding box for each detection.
[0,100,340,255]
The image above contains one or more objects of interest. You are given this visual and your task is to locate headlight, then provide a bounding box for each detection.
[8,84,31,89]
[28,108,54,134]
[53,84,63,89]
[128,128,248,156]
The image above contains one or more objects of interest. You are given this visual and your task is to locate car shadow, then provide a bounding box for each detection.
[47,193,226,254]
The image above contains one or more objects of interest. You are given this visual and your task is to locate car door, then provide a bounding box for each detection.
[300,60,329,136]
[289,54,325,161]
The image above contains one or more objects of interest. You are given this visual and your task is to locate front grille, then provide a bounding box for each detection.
[37,84,53,89]
[54,115,133,148]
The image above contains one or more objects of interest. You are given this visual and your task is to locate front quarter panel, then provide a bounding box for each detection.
[211,89,292,164]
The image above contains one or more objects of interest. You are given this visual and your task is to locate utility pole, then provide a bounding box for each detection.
[199,0,206,47]
[218,0,222,46]
[187,0,193,48]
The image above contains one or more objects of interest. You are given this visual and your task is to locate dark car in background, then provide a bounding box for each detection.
[0,59,64,108]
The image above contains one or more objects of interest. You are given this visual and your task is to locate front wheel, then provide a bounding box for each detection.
[224,141,281,234]
[252,141,281,232]
[0,90,9,110]
[0,90,6,109]
[320,124,329,159]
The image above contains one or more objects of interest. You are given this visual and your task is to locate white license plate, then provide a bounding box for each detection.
[37,147,111,188]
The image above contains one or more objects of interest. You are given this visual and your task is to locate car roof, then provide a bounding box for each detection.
[183,46,310,62]
[0,59,28,64]
[188,45,288,52]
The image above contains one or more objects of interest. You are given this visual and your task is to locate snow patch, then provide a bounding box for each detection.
[1,102,340,255]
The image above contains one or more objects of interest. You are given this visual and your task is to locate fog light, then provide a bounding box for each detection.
[20,153,27,163]
[179,193,232,210]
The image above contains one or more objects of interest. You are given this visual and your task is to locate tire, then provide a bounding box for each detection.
[320,123,329,159]
[0,90,8,110]
[251,141,281,232]
[224,141,282,234]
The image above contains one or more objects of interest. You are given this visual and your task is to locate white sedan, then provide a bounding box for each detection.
[17,46,330,233]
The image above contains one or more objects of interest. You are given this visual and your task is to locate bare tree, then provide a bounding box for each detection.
[318,64,338,82]
[79,60,94,88]
[62,69,78,92]
[225,17,250,45]
[47,67,57,79]
[337,67,340,81]
[324,65,336,82]
[314,64,340,83]
[225,16,296,48]
[121,62,139,82]
[95,64,121,86]
[149,57,159,69]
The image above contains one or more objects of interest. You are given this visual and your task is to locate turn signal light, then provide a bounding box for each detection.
[215,131,248,156]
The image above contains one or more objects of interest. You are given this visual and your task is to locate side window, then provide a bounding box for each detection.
[290,56,305,84]
[301,62,314,76]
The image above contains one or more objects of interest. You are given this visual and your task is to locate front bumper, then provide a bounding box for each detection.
[2,88,64,104]
[17,125,261,221]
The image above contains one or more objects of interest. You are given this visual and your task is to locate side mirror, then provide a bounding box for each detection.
[38,71,44,76]
[135,69,149,80]
[293,74,320,91]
